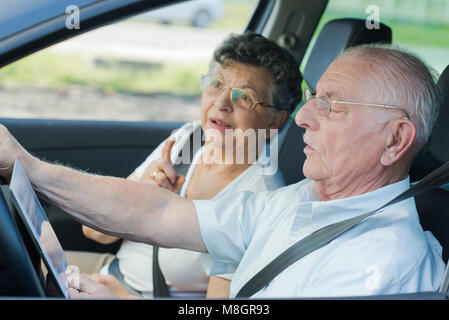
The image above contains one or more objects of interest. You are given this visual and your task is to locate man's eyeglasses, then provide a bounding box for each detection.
[304,88,410,119]
[200,75,282,112]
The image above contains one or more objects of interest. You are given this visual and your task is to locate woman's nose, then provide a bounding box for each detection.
[214,88,233,111]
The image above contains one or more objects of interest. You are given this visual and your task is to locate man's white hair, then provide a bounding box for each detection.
[341,44,441,153]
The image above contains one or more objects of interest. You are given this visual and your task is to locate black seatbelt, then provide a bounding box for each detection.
[152,246,170,297]
[236,159,449,298]
[153,125,203,298]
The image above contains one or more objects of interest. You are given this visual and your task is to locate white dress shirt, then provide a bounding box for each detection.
[107,121,285,297]
[194,177,446,298]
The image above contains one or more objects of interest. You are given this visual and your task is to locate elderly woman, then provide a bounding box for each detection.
[70,32,302,298]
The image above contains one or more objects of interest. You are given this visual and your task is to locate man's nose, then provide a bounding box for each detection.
[295,100,318,130]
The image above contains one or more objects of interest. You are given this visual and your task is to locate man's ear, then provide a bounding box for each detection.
[380,118,416,166]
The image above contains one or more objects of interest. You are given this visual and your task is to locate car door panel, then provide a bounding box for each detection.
[0,118,183,253]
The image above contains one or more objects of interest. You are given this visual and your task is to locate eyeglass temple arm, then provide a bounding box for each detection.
[332,100,410,118]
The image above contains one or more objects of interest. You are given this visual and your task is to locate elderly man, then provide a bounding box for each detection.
[0,44,445,298]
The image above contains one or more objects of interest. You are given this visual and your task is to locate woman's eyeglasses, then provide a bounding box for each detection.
[200,75,282,112]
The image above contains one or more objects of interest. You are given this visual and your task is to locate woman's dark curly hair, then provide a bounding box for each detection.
[210,32,303,114]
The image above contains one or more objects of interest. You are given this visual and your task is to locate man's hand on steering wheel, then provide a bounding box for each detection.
[0,124,35,182]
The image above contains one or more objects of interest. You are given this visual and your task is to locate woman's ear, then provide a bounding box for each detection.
[380,118,416,166]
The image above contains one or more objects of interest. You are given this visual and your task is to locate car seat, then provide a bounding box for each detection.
[278,18,392,185]
[413,64,449,263]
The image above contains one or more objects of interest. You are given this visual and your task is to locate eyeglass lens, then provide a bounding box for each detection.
[305,89,330,116]
[202,77,255,110]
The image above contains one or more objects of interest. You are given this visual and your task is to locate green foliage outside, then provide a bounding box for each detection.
[0,52,208,95]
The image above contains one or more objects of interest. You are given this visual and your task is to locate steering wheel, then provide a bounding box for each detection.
[0,179,46,297]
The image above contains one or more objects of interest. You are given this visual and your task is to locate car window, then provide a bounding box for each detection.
[301,0,449,75]
[0,0,259,122]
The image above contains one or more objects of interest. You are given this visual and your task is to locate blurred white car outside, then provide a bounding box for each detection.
[138,0,224,28]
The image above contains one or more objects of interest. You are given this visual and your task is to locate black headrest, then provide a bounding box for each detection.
[413,67,449,263]
[428,65,449,163]
[304,18,392,91]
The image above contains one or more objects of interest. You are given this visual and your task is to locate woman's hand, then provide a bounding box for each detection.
[206,276,231,298]
[81,225,120,244]
[141,138,185,192]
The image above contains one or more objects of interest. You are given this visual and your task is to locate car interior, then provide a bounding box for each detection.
[278,17,392,186]
[0,0,448,299]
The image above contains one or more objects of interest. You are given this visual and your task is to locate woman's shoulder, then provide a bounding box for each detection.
[229,165,286,193]
[175,120,201,134]
[133,121,201,178]
[168,121,201,162]
[170,121,201,143]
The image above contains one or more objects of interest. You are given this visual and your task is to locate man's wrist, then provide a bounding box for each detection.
[20,154,45,183]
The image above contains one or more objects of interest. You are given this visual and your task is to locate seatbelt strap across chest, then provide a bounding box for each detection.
[153,125,203,297]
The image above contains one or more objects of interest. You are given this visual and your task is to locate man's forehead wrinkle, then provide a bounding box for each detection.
[316,70,353,98]
[325,68,365,84]
[316,58,377,100]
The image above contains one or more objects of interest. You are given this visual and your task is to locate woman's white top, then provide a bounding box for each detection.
[101,121,286,297]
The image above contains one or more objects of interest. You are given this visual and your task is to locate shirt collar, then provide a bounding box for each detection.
[298,177,411,229]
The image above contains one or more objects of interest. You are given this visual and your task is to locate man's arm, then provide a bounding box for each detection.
[80,138,185,245]
[32,159,205,251]
[0,125,206,252]
[80,172,139,244]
